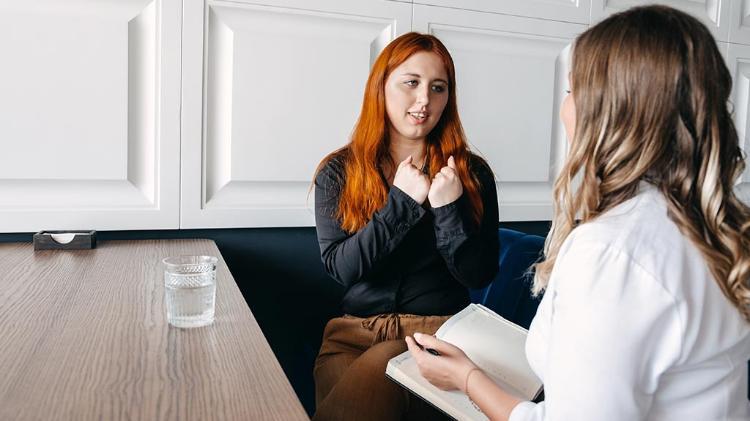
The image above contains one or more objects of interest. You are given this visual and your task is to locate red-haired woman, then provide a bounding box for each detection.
[312,32,499,420]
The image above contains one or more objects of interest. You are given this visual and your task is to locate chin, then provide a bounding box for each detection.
[408,132,426,141]
[396,122,433,141]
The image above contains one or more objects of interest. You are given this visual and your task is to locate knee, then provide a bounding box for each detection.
[368,339,408,358]
[351,339,408,378]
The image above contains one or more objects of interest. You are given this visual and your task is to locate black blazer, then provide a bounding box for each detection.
[314,151,500,317]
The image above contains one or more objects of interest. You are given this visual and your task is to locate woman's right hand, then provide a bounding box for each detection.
[393,155,431,204]
[405,332,479,392]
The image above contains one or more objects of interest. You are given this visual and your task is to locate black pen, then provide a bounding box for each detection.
[417,343,440,356]
[413,334,440,355]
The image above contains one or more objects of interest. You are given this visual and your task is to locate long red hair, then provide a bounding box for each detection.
[319,32,486,233]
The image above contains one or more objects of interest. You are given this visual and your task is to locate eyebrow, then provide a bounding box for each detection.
[400,72,449,84]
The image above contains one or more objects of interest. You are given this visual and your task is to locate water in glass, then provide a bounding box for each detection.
[165,274,215,328]
[163,256,218,328]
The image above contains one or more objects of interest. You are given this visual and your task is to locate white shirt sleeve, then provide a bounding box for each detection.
[509,236,683,421]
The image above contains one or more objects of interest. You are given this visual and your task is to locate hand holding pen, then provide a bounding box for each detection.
[405,332,480,393]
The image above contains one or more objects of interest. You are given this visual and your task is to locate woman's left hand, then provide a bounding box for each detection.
[405,332,478,392]
[428,156,463,207]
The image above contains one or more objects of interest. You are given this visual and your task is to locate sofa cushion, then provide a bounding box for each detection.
[470,228,545,329]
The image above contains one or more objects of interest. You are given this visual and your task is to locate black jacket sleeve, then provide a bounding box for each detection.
[314,158,426,287]
[431,158,500,289]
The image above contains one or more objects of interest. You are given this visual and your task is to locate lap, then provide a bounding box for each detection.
[313,314,451,420]
[313,340,409,421]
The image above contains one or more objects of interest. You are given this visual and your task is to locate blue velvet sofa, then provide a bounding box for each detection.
[470,228,545,329]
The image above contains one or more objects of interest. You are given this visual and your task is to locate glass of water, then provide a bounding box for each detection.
[163,255,218,328]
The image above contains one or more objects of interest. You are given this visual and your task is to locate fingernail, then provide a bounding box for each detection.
[414,332,422,339]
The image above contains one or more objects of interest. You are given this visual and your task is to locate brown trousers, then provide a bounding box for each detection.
[312,313,451,421]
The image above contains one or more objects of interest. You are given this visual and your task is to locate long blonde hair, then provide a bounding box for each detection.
[535,5,750,321]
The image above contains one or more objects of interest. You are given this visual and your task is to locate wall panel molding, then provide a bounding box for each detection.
[6,0,750,232]
[728,43,750,203]
[592,0,730,42]
[728,0,750,44]
[414,5,581,221]
[414,0,592,24]
[0,0,180,232]
[181,0,412,228]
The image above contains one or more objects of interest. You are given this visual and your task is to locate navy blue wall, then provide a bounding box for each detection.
[0,221,549,415]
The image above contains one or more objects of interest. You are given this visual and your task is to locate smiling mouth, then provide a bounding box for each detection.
[408,111,427,122]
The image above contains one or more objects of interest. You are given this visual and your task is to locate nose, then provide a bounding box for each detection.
[416,85,430,107]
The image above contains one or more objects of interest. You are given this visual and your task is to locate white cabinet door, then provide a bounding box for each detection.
[181,0,412,228]
[415,0,592,24]
[414,5,585,221]
[0,0,181,233]
[728,0,750,45]
[727,43,750,203]
[591,0,731,42]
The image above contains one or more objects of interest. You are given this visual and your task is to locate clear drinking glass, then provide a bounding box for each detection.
[163,255,218,328]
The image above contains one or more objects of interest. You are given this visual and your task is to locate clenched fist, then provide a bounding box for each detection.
[393,155,431,205]
[428,156,463,207]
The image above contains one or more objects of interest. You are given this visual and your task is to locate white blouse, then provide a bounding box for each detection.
[510,184,750,421]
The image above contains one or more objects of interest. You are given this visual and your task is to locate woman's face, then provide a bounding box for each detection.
[561,81,576,143]
[384,51,449,144]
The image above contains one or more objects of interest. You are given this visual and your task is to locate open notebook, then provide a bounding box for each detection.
[386,304,543,420]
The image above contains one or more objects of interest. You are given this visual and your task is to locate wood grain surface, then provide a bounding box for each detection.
[0,239,308,420]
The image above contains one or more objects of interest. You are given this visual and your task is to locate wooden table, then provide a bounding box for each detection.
[0,239,308,420]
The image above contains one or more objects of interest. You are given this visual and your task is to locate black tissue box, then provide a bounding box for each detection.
[33,231,97,250]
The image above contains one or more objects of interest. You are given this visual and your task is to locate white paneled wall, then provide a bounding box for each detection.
[180,0,411,228]
[413,5,583,220]
[0,0,181,232]
[417,0,592,24]
[2,0,750,231]
[728,43,750,202]
[591,0,731,41]
[729,0,750,44]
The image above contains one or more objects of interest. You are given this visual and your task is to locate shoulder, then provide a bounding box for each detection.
[467,153,492,175]
[563,186,680,269]
[467,153,495,185]
[560,193,656,271]
[315,148,349,188]
[552,213,681,330]
[557,185,702,300]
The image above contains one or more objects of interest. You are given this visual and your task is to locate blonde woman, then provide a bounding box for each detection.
[406,5,750,420]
